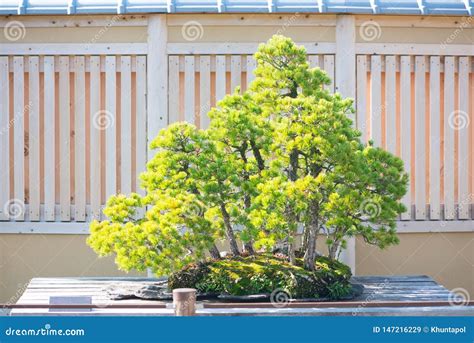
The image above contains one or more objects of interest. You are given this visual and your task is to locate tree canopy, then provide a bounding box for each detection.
[88,35,408,275]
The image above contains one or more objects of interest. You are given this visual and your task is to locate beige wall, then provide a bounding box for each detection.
[167,14,472,45]
[5,14,470,45]
[0,234,142,303]
[355,26,474,44]
[168,25,336,43]
[356,232,474,298]
[0,26,147,43]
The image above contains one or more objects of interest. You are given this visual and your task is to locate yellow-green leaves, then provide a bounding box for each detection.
[88,35,408,275]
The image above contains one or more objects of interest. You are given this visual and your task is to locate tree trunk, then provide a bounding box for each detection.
[283,207,298,265]
[208,244,221,259]
[288,149,298,181]
[302,224,310,252]
[285,148,299,265]
[287,237,296,264]
[328,240,340,260]
[237,147,256,256]
[250,140,265,171]
[303,201,319,270]
[219,204,240,256]
[243,242,255,254]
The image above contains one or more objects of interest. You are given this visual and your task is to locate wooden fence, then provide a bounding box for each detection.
[167,54,335,127]
[0,14,472,238]
[1,54,473,224]
[168,52,473,223]
[0,55,147,222]
[356,55,473,221]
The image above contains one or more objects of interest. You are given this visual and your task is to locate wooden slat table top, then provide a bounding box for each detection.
[10,275,474,316]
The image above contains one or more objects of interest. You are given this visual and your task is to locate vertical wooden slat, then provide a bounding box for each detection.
[74,56,86,221]
[230,55,241,93]
[414,56,426,220]
[215,55,226,104]
[370,55,382,147]
[335,15,356,122]
[59,56,70,221]
[0,57,9,220]
[43,56,55,221]
[246,55,256,87]
[89,56,101,220]
[400,56,412,220]
[120,56,132,195]
[147,15,168,165]
[13,57,25,220]
[168,56,179,124]
[308,55,320,68]
[323,55,335,93]
[184,56,195,124]
[105,56,116,198]
[356,55,367,142]
[136,56,147,196]
[28,56,40,221]
[444,56,455,220]
[429,56,441,220]
[199,56,211,129]
[385,56,396,155]
[458,56,469,219]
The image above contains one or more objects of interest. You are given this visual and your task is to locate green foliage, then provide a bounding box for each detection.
[168,255,352,299]
[88,124,227,274]
[87,35,408,277]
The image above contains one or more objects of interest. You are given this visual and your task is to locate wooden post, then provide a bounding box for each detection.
[173,288,196,316]
[335,15,356,121]
[335,14,356,274]
[146,14,168,278]
[147,14,168,161]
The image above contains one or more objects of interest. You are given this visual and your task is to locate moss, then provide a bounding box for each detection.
[168,254,352,300]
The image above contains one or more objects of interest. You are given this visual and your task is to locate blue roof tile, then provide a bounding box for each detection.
[0,0,471,15]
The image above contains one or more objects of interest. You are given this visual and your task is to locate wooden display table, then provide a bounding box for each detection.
[10,275,474,316]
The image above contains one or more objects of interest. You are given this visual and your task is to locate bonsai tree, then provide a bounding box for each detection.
[245,37,408,269]
[88,35,408,278]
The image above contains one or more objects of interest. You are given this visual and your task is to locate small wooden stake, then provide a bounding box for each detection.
[173,288,196,316]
